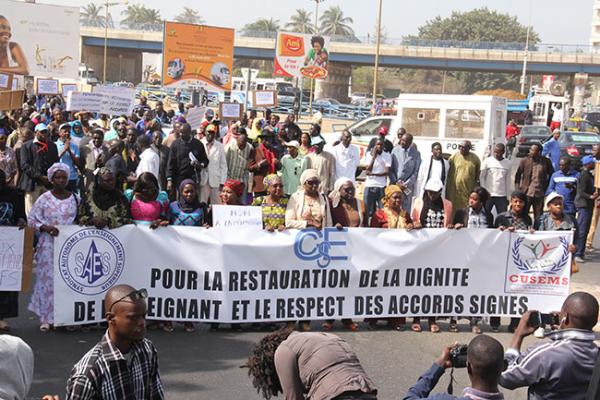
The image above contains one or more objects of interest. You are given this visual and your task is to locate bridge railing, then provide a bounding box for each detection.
[80,22,597,55]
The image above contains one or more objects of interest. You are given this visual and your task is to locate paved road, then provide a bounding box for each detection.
[8,248,598,400]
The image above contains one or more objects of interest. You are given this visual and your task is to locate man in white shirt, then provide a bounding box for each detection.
[480,143,511,215]
[331,130,360,183]
[363,138,391,224]
[200,125,227,204]
[414,142,450,201]
[135,135,160,182]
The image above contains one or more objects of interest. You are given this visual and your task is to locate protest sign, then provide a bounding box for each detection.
[0,227,33,291]
[0,72,13,90]
[60,83,78,97]
[253,90,277,107]
[274,32,330,80]
[36,78,59,95]
[186,106,207,130]
[0,90,25,111]
[212,205,263,228]
[0,1,79,78]
[219,102,243,120]
[53,226,572,326]
[162,22,234,91]
[66,91,135,115]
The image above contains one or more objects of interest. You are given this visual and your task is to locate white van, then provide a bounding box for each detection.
[323,94,507,161]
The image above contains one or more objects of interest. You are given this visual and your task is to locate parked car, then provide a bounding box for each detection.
[559,131,600,168]
[277,88,296,104]
[516,125,552,157]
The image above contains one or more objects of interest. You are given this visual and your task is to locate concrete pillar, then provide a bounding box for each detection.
[314,62,351,103]
[573,72,588,117]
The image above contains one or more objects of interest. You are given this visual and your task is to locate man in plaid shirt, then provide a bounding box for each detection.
[66,285,164,399]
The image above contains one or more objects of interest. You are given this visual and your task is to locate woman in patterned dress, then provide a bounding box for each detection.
[78,168,131,229]
[28,163,79,332]
[0,169,26,332]
[252,174,288,232]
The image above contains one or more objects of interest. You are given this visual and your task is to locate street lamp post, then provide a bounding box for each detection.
[372,0,383,107]
[520,0,532,95]
[103,0,127,84]
[308,0,326,115]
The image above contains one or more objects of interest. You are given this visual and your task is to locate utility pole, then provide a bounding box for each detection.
[308,0,326,114]
[372,0,383,106]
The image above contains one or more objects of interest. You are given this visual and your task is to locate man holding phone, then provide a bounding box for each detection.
[499,291,599,399]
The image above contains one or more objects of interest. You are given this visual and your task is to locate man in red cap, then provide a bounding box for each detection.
[365,124,393,154]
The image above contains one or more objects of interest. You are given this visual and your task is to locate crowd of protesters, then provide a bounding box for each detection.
[0,93,598,335]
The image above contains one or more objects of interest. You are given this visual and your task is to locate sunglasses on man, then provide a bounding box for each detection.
[108,288,148,313]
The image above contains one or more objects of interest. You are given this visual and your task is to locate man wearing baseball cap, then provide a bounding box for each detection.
[365,124,393,154]
[281,140,308,195]
[18,123,58,214]
[574,155,598,263]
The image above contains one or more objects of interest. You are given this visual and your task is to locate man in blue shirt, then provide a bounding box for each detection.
[404,335,506,400]
[55,123,80,193]
[546,157,579,217]
[542,129,561,172]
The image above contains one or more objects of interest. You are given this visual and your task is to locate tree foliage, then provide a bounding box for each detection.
[80,3,113,28]
[319,6,354,36]
[121,4,162,31]
[242,18,281,36]
[409,8,540,93]
[286,9,314,34]
[174,7,205,25]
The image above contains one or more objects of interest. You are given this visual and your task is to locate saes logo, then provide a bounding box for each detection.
[294,227,348,268]
[511,236,569,274]
[59,229,125,295]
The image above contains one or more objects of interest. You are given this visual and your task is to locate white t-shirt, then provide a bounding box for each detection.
[331,143,360,182]
[364,151,391,188]
[136,148,160,180]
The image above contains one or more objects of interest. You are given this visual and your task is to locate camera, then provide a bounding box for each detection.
[450,344,468,368]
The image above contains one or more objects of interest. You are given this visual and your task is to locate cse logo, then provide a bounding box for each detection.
[294,227,348,268]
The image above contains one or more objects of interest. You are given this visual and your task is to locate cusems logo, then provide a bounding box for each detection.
[58,229,125,295]
[294,228,348,268]
[511,236,569,275]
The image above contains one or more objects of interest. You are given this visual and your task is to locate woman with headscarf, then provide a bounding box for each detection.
[223,122,241,147]
[320,177,363,331]
[28,163,79,332]
[103,118,121,143]
[124,172,169,229]
[248,117,263,143]
[285,169,332,231]
[69,120,85,146]
[410,178,453,334]
[298,132,313,156]
[285,169,332,332]
[0,170,26,332]
[252,174,288,232]
[78,167,131,229]
[169,179,208,227]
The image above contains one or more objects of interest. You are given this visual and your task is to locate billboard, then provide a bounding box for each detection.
[274,32,330,80]
[162,21,234,91]
[0,0,79,78]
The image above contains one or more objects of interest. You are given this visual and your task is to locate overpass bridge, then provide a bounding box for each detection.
[80,26,600,99]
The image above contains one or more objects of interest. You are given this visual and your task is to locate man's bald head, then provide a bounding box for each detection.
[562,291,599,330]
[467,335,505,383]
[105,284,137,315]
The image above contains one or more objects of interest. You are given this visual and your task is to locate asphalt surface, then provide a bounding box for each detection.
[8,153,600,400]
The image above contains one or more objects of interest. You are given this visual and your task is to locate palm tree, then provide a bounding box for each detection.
[121,4,162,31]
[285,9,314,34]
[241,18,280,37]
[80,3,113,28]
[319,6,354,36]
[174,7,205,25]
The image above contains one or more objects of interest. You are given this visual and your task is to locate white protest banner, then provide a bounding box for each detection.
[94,85,136,115]
[66,91,135,115]
[253,90,277,107]
[0,1,79,78]
[212,205,263,228]
[53,226,572,326]
[93,85,136,99]
[186,106,207,130]
[36,78,59,95]
[0,227,25,291]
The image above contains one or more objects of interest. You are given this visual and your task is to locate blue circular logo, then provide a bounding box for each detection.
[58,228,125,295]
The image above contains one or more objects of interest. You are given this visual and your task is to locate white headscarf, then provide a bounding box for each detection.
[300,169,319,186]
[47,162,71,181]
[329,177,353,208]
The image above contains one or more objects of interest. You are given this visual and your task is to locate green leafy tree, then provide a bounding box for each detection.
[241,18,280,36]
[285,9,314,34]
[319,6,354,36]
[80,3,113,28]
[174,7,205,25]
[409,8,540,93]
[121,4,162,31]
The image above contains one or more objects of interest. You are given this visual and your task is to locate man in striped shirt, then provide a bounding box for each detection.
[66,285,164,400]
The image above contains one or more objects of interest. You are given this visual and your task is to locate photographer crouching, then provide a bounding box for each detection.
[404,335,507,399]
[499,291,599,399]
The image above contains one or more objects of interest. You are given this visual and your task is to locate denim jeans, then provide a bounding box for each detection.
[576,207,593,258]
[363,186,384,225]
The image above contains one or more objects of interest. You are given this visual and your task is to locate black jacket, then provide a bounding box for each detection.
[18,139,59,192]
[166,137,209,186]
[452,206,494,228]
[575,168,595,209]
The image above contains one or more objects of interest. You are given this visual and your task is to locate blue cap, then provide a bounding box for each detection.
[582,155,596,165]
[34,123,48,132]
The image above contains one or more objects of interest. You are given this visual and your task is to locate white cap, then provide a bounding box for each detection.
[285,140,300,148]
[545,192,564,207]
[424,178,444,192]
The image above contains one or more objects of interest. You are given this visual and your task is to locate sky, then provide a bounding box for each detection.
[37,0,595,44]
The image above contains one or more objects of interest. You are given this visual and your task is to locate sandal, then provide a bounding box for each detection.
[448,323,459,333]
[430,323,441,333]
[411,323,422,332]
[40,323,51,332]
[162,322,174,333]
[471,324,481,334]
[343,322,359,332]
[184,323,195,333]
[321,322,334,331]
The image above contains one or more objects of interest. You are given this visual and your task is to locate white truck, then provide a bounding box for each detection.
[323,94,508,161]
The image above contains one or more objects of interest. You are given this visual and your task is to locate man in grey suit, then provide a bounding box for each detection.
[390,130,421,211]
[79,129,109,191]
